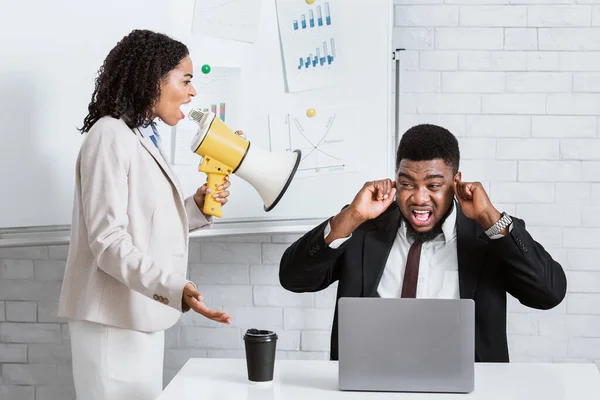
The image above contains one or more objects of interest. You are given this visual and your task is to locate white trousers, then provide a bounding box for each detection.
[68,319,165,400]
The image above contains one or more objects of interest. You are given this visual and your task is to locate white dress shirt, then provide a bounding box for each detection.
[377,206,459,299]
[325,204,511,299]
[138,122,162,148]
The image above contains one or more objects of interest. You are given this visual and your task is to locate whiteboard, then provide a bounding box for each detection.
[0,0,394,229]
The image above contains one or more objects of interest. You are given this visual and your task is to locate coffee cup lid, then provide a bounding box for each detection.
[244,328,278,342]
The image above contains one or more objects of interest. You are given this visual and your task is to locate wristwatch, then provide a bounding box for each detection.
[485,212,512,238]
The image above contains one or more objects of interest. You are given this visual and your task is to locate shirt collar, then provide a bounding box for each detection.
[137,121,159,139]
[400,201,457,245]
[441,201,457,244]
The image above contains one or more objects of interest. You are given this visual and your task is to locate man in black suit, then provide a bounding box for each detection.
[279,124,566,362]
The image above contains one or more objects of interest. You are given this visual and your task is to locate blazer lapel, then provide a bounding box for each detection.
[158,146,185,194]
[456,205,488,299]
[362,205,402,297]
[135,128,184,203]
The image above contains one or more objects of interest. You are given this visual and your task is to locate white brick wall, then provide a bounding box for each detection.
[0,236,338,399]
[0,248,74,399]
[2,2,600,399]
[395,0,600,373]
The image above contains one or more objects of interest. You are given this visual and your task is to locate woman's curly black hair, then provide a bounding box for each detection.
[79,29,189,133]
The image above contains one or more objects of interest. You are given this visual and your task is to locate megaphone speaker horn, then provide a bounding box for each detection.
[235,144,301,212]
[188,108,301,218]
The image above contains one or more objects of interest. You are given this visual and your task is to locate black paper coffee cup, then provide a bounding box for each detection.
[243,329,278,382]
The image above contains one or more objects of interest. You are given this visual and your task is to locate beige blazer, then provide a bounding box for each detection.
[58,116,211,332]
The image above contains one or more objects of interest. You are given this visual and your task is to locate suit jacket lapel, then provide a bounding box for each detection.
[362,205,401,297]
[135,128,184,203]
[158,146,185,194]
[456,204,488,299]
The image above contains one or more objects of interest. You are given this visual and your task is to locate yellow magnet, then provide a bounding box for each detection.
[306,108,317,118]
[306,0,316,4]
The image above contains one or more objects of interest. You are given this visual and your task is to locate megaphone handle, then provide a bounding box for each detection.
[203,173,227,218]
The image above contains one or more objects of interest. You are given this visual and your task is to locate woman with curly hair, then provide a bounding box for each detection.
[57,29,232,399]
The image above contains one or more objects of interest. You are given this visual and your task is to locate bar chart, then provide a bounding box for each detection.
[297,38,336,70]
[292,1,332,31]
[199,103,226,122]
[277,0,341,92]
[172,67,240,164]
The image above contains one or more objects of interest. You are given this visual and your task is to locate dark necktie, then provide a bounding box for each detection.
[401,239,423,298]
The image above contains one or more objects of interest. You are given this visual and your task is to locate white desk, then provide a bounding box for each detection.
[159,358,600,400]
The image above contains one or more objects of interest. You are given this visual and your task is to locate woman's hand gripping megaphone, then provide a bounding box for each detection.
[192,130,246,217]
[234,130,246,139]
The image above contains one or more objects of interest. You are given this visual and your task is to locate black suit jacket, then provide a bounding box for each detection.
[279,203,567,362]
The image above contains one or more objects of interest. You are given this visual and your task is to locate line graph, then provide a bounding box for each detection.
[289,114,344,171]
[269,109,353,177]
[192,0,262,43]
[199,0,240,9]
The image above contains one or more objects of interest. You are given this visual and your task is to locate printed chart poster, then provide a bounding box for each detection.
[269,107,357,178]
[172,67,242,165]
[275,0,342,92]
[192,0,263,43]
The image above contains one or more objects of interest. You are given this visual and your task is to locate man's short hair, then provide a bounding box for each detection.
[395,124,460,174]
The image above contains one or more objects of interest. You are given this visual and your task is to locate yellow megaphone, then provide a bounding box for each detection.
[188,108,301,218]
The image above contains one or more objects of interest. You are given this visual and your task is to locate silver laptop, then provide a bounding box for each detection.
[338,297,475,393]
